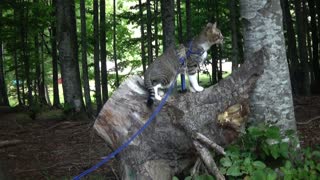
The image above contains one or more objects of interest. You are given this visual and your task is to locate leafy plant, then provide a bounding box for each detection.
[176,124,320,180]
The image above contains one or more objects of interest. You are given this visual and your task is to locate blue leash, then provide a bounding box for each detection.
[72,73,179,180]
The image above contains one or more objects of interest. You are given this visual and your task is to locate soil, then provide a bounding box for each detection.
[0,96,319,179]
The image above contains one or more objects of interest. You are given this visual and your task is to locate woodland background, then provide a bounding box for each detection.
[0,0,320,179]
[0,0,318,113]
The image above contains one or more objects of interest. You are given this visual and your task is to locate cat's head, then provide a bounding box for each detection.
[204,22,224,45]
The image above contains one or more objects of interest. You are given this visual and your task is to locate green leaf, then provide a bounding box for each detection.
[269,145,280,159]
[226,166,242,177]
[252,161,266,169]
[251,170,266,180]
[279,142,289,158]
[184,176,192,180]
[220,157,232,167]
[266,169,277,180]
[265,126,281,139]
[172,177,179,180]
[194,175,214,180]
[248,126,264,138]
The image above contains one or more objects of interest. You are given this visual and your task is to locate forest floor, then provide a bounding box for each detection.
[0,96,320,179]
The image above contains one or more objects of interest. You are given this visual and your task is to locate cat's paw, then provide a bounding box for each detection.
[194,86,204,92]
[155,95,162,101]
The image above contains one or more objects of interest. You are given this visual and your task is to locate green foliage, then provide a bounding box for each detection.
[178,125,320,180]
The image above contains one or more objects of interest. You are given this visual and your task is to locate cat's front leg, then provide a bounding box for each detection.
[188,74,204,92]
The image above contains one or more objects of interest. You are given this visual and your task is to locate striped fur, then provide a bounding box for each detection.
[144,22,223,106]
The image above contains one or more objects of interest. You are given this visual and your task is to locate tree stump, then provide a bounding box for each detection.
[94,50,264,179]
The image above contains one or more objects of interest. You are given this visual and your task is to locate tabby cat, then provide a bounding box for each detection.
[144,22,223,106]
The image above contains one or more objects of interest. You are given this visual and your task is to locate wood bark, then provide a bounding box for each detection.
[113,0,120,87]
[80,0,92,113]
[308,0,320,82]
[138,0,147,74]
[0,7,9,106]
[294,0,311,95]
[94,50,265,179]
[51,0,60,107]
[185,0,191,42]
[93,0,102,112]
[100,0,109,103]
[56,0,83,112]
[160,0,175,51]
[240,0,296,131]
[280,0,299,94]
[146,0,153,64]
[229,0,240,70]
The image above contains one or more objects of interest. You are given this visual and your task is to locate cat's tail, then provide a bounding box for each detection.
[146,88,155,107]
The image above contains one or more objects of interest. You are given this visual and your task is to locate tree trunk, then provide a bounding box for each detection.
[138,0,147,74]
[185,0,191,42]
[100,0,108,104]
[51,0,60,107]
[280,0,300,94]
[93,0,102,112]
[177,0,183,43]
[160,0,175,51]
[14,8,22,106]
[56,0,84,112]
[229,0,240,70]
[240,0,296,131]
[146,0,153,64]
[0,14,9,106]
[154,0,159,57]
[294,0,311,95]
[308,0,320,82]
[21,3,33,106]
[94,50,264,179]
[80,0,92,114]
[113,0,120,87]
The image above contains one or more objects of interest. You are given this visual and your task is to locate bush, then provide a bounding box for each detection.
[174,124,320,180]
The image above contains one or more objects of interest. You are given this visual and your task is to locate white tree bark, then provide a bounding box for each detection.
[240,0,296,131]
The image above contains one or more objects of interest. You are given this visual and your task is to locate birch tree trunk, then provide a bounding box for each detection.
[240,0,296,131]
[56,0,83,112]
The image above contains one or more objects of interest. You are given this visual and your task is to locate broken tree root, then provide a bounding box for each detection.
[194,133,226,155]
[193,140,225,180]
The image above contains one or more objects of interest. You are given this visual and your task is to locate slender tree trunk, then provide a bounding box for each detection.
[35,34,41,102]
[230,0,240,70]
[138,0,146,74]
[113,0,120,87]
[281,0,300,94]
[146,0,153,63]
[177,0,183,43]
[308,0,320,81]
[0,17,9,106]
[51,0,60,107]
[294,0,311,95]
[93,0,102,112]
[0,7,9,106]
[13,8,22,105]
[154,0,159,57]
[186,0,191,42]
[56,0,84,112]
[240,0,296,130]
[80,0,92,114]
[161,0,175,51]
[210,0,218,84]
[40,37,50,104]
[100,0,108,104]
[21,2,33,106]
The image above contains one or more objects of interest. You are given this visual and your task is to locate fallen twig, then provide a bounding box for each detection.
[297,116,320,125]
[0,139,23,148]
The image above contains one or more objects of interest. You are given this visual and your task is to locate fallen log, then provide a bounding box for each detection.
[94,50,265,179]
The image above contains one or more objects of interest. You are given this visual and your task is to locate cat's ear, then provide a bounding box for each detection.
[206,22,213,28]
[212,22,217,28]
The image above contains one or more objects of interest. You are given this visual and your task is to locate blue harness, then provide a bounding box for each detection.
[180,41,205,92]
